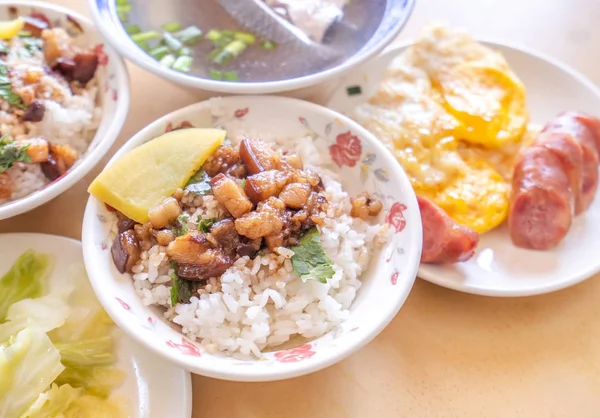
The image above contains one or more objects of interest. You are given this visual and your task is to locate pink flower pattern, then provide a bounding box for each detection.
[115,297,130,310]
[166,338,201,357]
[329,131,362,168]
[234,108,249,118]
[386,203,407,233]
[274,344,316,363]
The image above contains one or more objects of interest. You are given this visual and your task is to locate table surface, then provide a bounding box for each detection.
[3,0,600,416]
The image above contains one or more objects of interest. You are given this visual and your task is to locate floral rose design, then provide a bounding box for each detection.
[165,121,194,133]
[390,271,399,285]
[166,338,201,357]
[329,131,362,168]
[112,90,118,102]
[274,343,316,363]
[94,44,109,66]
[115,297,130,310]
[234,108,249,118]
[386,202,407,233]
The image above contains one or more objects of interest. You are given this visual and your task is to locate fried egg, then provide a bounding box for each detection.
[352,24,529,233]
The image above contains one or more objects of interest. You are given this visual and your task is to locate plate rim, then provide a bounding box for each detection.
[332,39,600,297]
[0,232,193,417]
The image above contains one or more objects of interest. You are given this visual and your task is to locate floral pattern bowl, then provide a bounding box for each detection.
[81,96,421,381]
[0,0,130,220]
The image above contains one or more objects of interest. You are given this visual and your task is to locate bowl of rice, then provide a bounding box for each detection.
[82,96,421,381]
[0,1,129,220]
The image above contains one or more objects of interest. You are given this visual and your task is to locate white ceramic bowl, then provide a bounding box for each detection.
[82,96,421,381]
[0,0,130,220]
[87,0,415,95]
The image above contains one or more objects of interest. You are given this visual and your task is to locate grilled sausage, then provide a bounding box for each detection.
[543,113,600,212]
[418,196,479,263]
[509,146,573,250]
[534,131,583,213]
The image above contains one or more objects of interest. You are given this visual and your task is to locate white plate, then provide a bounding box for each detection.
[328,40,600,297]
[0,233,192,417]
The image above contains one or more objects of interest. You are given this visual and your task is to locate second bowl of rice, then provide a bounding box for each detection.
[82,96,421,381]
[0,1,129,220]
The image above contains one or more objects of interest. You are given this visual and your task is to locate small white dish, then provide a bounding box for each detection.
[328,41,600,297]
[0,1,130,220]
[82,96,422,381]
[0,233,192,417]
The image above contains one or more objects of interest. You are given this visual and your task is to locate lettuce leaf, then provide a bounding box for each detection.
[0,250,51,321]
[7,294,71,333]
[20,384,83,418]
[64,394,125,418]
[0,327,65,418]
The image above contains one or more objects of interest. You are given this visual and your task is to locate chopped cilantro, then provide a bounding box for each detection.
[290,227,335,284]
[172,213,189,237]
[170,263,199,305]
[185,168,212,196]
[198,218,216,233]
[0,136,30,173]
[0,63,26,109]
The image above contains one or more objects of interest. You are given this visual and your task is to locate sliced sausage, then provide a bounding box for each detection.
[509,146,572,250]
[543,114,599,212]
[418,196,479,263]
[534,131,584,213]
[557,111,600,153]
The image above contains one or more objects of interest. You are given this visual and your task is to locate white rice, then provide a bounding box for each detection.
[125,130,390,358]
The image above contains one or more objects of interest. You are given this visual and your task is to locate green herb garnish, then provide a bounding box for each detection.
[162,31,183,52]
[0,64,25,109]
[198,218,216,233]
[172,213,190,237]
[0,136,30,173]
[185,169,211,196]
[170,263,199,305]
[290,227,335,284]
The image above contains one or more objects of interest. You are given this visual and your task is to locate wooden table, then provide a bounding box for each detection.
[3,0,600,416]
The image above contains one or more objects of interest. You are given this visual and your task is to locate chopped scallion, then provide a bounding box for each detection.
[162,31,183,52]
[116,4,132,13]
[18,31,31,38]
[162,22,182,32]
[172,55,193,73]
[205,29,221,43]
[131,30,161,43]
[178,47,192,56]
[234,31,255,45]
[261,40,276,50]
[224,71,239,81]
[212,39,247,65]
[159,54,176,68]
[221,29,235,37]
[150,45,170,60]
[125,25,140,35]
[209,68,223,80]
[135,40,150,51]
[117,11,128,23]
[174,26,203,45]
[116,0,130,5]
